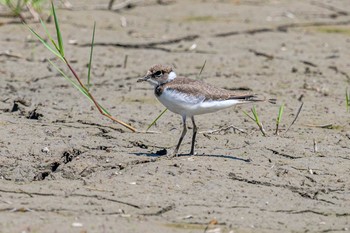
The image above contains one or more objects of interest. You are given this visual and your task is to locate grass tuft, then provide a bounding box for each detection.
[0,0,46,21]
[243,105,266,136]
[25,2,136,132]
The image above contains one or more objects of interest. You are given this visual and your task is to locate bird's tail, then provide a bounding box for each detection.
[232,95,276,104]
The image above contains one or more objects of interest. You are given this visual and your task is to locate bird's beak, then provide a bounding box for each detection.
[137,70,152,82]
[137,75,149,82]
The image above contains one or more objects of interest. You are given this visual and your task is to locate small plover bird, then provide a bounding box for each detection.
[138,64,272,157]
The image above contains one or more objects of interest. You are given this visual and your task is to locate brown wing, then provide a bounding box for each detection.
[165,77,257,101]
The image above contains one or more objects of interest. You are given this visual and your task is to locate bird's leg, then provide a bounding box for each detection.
[170,116,187,157]
[190,116,197,155]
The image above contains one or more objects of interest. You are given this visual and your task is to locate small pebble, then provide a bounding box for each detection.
[41,147,50,154]
[189,43,197,50]
[72,222,83,227]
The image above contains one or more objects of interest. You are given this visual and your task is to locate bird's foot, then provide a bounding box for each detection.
[166,151,178,159]
[189,150,197,156]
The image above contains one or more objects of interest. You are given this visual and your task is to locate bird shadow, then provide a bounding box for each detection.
[131,151,251,162]
[132,152,164,158]
[193,153,251,162]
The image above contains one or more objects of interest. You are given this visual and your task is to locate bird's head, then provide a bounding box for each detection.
[137,64,177,86]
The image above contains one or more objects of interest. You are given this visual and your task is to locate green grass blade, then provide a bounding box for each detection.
[0,0,7,5]
[15,0,23,14]
[98,104,111,116]
[277,104,284,124]
[31,0,46,11]
[275,103,284,135]
[87,22,96,90]
[26,24,63,59]
[51,2,64,56]
[146,108,168,131]
[40,18,57,47]
[251,105,260,124]
[48,59,88,96]
[243,110,255,122]
[39,18,64,61]
[251,106,266,136]
[16,0,22,8]
[244,106,266,136]
[40,18,53,40]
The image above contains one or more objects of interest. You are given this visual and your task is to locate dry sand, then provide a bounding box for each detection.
[0,0,349,232]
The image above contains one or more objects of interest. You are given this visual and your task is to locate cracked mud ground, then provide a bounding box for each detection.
[0,0,350,232]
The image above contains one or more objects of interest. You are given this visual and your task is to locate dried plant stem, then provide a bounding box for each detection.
[313,139,318,153]
[87,21,96,90]
[304,123,333,129]
[108,0,115,10]
[198,60,206,77]
[26,2,40,22]
[285,102,303,134]
[123,54,128,69]
[346,88,349,112]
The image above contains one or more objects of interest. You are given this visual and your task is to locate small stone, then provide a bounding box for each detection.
[189,43,197,50]
[41,147,50,154]
[72,222,83,227]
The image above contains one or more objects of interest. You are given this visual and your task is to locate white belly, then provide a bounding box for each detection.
[156,89,241,117]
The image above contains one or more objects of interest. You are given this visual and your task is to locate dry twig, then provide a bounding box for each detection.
[285,102,303,133]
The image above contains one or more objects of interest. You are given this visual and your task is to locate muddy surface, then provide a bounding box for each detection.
[0,0,350,232]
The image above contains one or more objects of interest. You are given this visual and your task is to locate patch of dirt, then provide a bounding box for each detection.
[0,0,350,232]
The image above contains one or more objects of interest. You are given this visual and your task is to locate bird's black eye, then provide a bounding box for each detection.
[154,71,162,77]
